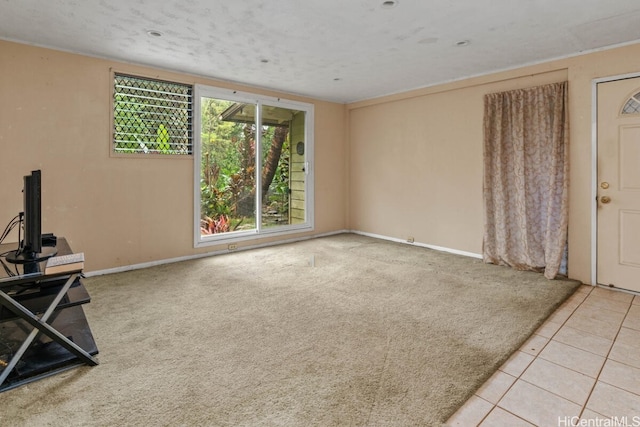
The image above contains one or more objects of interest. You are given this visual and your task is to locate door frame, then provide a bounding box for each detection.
[591,71,640,285]
[192,84,315,248]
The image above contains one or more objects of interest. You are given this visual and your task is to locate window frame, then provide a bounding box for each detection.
[193,84,315,248]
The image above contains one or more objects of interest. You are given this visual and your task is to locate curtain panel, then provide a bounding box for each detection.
[483,81,569,279]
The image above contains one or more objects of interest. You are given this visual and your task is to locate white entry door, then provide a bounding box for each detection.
[597,77,640,292]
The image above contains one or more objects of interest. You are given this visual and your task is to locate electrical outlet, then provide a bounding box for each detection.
[407,237,415,243]
[228,243,237,251]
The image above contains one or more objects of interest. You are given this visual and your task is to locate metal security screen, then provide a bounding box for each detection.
[113,74,193,155]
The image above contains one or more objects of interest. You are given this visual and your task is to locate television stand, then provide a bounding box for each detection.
[0,238,99,392]
[4,245,58,265]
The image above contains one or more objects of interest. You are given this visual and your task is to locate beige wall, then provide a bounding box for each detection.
[347,42,640,284]
[3,38,640,283]
[348,69,567,253]
[0,40,347,271]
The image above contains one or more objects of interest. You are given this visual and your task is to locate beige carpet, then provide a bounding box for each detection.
[1,233,580,426]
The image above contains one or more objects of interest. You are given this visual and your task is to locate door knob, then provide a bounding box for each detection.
[600,182,610,189]
[600,196,611,204]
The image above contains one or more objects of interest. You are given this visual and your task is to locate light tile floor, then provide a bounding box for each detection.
[447,284,640,427]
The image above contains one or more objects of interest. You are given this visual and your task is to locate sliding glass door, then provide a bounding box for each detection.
[194,86,313,246]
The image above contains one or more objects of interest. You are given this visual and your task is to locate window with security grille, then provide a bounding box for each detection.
[113,74,193,155]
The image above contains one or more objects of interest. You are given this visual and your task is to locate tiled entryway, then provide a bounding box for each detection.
[447,285,640,426]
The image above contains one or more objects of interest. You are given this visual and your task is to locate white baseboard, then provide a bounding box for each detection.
[85,229,481,277]
[85,229,350,278]
[349,230,483,259]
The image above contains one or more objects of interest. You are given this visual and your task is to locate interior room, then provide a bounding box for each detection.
[1,1,639,426]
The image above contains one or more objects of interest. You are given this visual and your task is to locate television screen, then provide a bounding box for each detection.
[24,170,42,256]
[5,170,57,268]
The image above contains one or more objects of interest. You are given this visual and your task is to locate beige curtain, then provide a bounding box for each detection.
[483,81,569,279]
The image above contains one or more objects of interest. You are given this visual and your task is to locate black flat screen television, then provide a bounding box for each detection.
[6,170,57,266]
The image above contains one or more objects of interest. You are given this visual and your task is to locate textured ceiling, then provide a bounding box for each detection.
[2,0,640,103]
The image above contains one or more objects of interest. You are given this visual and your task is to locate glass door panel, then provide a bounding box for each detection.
[195,85,313,247]
[199,97,257,236]
[259,105,306,229]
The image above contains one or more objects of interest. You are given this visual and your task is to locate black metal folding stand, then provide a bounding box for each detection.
[0,272,99,388]
[0,239,99,392]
